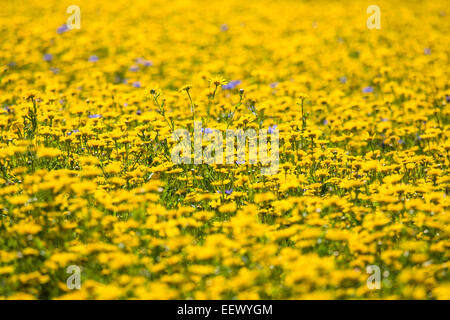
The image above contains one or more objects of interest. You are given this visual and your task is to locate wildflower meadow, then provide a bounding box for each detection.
[0,0,449,300]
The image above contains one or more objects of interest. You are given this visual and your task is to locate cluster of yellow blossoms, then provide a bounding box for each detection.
[0,0,449,299]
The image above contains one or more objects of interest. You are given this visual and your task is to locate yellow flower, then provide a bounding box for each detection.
[10,222,42,235]
[218,202,237,213]
[208,76,227,87]
[37,147,61,158]
[178,84,193,92]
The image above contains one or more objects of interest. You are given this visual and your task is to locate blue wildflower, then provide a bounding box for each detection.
[132,81,141,88]
[43,54,53,62]
[67,129,79,136]
[88,114,102,119]
[57,24,70,34]
[268,125,277,134]
[88,55,99,62]
[202,128,214,134]
[222,80,241,90]
[362,86,374,93]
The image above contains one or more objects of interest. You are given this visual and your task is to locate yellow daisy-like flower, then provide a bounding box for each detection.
[208,76,228,87]
[178,84,193,92]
